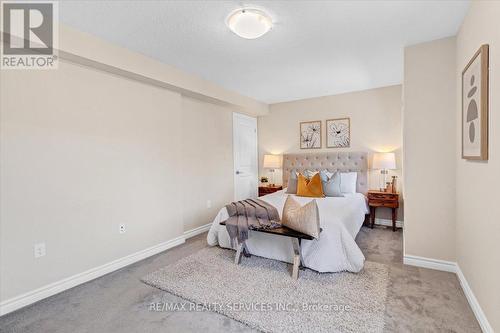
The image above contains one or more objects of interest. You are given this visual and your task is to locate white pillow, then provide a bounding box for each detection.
[340,172,357,194]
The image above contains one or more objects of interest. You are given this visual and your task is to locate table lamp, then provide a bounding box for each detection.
[263,154,281,186]
[372,152,396,191]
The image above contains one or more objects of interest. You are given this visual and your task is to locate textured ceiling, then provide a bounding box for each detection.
[59,0,469,104]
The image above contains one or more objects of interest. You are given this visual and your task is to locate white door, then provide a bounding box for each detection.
[233,113,258,200]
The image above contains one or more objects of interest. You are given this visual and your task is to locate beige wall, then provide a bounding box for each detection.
[403,37,457,262]
[258,85,403,220]
[0,29,243,304]
[456,1,500,330]
[181,97,234,232]
[0,60,185,301]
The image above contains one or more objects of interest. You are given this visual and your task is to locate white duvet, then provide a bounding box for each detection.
[207,190,369,273]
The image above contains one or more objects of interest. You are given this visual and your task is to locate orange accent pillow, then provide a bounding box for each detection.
[296,173,325,197]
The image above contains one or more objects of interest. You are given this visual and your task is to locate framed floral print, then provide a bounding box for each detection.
[299,121,321,149]
[462,44,489,160]
[326,118,350,148]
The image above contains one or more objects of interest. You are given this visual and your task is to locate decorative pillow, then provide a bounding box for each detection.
[340,172,358,194]
[322,170,334,179]
[319,170,329,182]
[320,170,343,197]
[286,169,298,194]
[282,195,320,239]
[303,169,318,179]
[296,173,324,197]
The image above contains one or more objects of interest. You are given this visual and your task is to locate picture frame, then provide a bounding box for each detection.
[462,44,489,160]
[326,118,350,148]
[299,121,322,149]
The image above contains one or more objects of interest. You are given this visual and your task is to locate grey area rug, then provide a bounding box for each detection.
[142,247,389,333]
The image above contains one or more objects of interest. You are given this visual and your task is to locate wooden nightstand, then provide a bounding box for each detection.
[258,185,282,197]
[367,190,399,232]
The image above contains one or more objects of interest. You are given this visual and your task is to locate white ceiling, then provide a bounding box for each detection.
[59,0,469,104]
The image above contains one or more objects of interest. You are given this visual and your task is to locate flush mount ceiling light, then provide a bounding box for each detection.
[226,8,273,39]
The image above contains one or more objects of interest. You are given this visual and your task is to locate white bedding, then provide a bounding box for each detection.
[207,190,369,273]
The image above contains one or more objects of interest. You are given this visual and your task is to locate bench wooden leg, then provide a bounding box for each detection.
[291,238,301,280]
[234,242,244,265]
[242,242,251,257]
[235,238,302,280]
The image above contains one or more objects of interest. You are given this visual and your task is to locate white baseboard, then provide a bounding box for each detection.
[183,223,211,239]
[403,254,457,273]
[456,265,494,333]
[404,255,492,332]
[0,235,186,316]
[374,218,403,229]
[1,226,493,333]
[0,222,209,317]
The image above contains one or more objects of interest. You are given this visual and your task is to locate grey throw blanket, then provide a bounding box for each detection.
[225,199,281,247]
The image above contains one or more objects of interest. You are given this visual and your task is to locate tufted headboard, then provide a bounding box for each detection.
[282,152,368,194]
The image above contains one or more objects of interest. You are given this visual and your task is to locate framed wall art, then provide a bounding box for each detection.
[326,118,350,148]
[462,44,489,160]
[299,121,321,149]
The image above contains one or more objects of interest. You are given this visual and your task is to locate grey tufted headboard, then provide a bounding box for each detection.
[282,152,368,194]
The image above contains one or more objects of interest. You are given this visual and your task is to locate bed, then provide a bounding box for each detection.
[207,152,369,273]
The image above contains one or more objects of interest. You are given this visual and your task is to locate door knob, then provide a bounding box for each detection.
[235,170,241,175]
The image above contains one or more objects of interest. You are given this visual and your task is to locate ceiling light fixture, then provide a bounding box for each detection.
[226,8,273,39]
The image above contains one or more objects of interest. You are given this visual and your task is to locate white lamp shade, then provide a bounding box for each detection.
[263,154,281,169]
[372,152,396,170]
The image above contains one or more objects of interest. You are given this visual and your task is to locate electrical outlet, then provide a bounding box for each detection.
[119,224,126,234]
[34,243,46,258]
[206,200,212,209]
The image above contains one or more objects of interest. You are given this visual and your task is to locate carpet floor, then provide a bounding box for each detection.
[0,226,482,332]
[143,247,389,333]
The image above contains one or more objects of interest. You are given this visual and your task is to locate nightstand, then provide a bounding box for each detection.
[367,190,399,232]
[258,185,282,197]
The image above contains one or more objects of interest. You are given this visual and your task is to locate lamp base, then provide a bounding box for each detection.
[379,169,388,191]
[269,169,276,188]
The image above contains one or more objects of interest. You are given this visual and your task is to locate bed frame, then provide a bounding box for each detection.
[282,152,368,194]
